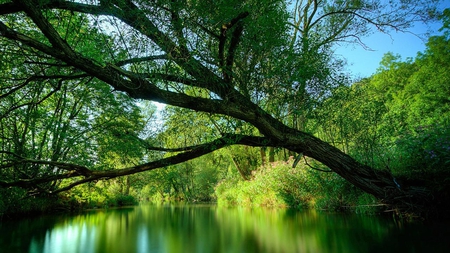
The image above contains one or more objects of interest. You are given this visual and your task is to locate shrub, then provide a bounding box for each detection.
[385,124,450,179]
[215,157,374,211]
[105,194,138,207]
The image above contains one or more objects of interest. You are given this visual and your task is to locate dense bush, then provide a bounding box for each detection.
[0,188,70,218]
[215,157,380,214]
[58,180,140,209]
[105,194,139,207]
[390,124,450,176]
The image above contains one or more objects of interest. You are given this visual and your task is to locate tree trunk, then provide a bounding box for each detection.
[283,128,433,215]
[269,147,275,163]
[260,147,266,166]
[125,176,130,196]
[230,156,251,180]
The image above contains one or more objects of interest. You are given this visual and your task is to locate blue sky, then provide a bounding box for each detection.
[335,23,441,78]
[335,5,449,78]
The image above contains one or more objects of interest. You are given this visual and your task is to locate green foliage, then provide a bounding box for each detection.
[387,124,450,178]
[59,179,139,209]
[138,151,228,202]
[105,194,138,207]
[0,187,68,218]
[300,13,450,213]
[0,9,154,212]
[220,39,450,211]
[215,158,375,212]
[0,1,447,217]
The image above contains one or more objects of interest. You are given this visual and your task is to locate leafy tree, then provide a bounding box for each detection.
[0,0,444,215]
[312,15,450,207]
[404,39,450,126]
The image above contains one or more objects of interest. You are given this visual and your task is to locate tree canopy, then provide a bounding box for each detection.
[0,0,446,215]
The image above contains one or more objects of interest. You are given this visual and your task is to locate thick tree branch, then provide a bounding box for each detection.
[169,0,188,50]
[219,12,249,83]
[0,133,275,193]
[1,1,291,141]
[0,0,119,16]
[0,15,291,142]
[13,0,74,55]
[11,0,244,100]
[224,21,245,83]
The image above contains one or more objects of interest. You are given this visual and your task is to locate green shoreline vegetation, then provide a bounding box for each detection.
[1,2,449,220]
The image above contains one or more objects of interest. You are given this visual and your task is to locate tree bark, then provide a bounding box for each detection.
[269,147,275,163]
[280,129,433,214]
[260,147,267,166]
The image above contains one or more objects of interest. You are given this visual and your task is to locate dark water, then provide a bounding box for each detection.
[1,203,449,253]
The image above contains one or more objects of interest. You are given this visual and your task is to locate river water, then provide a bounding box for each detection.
[0,203,449,253]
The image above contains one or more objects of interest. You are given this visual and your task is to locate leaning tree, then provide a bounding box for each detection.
[0,0,444,215]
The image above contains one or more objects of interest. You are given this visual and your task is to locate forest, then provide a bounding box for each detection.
[0,0,449,219]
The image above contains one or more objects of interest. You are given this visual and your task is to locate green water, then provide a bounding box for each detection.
[0,203,449,253]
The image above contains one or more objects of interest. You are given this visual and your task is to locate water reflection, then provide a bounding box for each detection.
[0,203,449,253]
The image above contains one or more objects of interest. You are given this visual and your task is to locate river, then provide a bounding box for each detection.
[0,203,449,253]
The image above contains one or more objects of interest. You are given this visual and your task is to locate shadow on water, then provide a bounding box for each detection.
[1,203,449,253]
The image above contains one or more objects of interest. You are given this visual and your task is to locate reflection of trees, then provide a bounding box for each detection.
[0,215,59,252]
[2,205,448,253]
[214,207,396,253]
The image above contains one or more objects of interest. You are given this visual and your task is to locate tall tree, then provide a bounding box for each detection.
[0,0,444,214]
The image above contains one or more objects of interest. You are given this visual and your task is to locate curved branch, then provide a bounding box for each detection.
[1,17,290,141]
[14,0,73,54]
[42,0,242,99]
[169,0,188,50]
[0,133,276,193]
[0,73,89,120]
[303,156,333,173]
[219,12,249,83]
[310,9,406,34]
[224,20,245,83]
